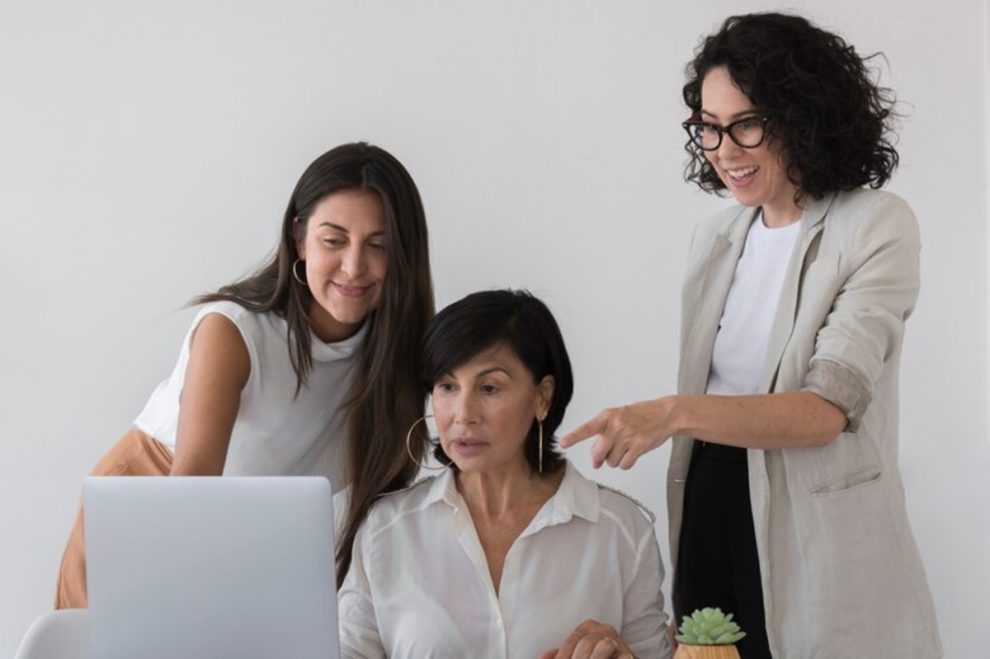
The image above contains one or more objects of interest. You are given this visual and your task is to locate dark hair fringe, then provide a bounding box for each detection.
[682,12,900,201]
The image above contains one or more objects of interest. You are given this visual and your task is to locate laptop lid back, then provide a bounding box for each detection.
[84,476,338,659]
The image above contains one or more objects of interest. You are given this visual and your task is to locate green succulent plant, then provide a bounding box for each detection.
[676,607,746,645]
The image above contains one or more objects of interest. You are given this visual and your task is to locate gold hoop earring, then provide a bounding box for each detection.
[405,415,447,471]
[292,258,307,286]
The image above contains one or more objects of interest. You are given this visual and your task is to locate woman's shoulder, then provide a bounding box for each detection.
[596,483,657,528]
[193,299,262,325]
[190,300,285,343]
[564,465,657,539]
[830,188,915,221]
[361,475,446,536]
[585,481,659,554]
[825,188,920,246]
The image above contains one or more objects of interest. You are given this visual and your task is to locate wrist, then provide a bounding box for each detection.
[654,395,688,438]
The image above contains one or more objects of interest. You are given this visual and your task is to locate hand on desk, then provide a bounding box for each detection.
[539,619,634,659]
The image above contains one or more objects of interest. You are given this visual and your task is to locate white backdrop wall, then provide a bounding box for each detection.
[1,1,987,656]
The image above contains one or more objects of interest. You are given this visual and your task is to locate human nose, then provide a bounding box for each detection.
[340,244,367,279]
[452,391,480,427]
[716,130,743,159]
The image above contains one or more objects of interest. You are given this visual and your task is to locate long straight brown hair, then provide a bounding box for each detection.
[195,142,434,586]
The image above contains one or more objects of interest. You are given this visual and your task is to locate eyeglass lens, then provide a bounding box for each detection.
[687,117,766,150]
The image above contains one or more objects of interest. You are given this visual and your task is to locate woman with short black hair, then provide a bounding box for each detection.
[338,290,672,658]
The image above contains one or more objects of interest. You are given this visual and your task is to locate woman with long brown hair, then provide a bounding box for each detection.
[55,142,434,607]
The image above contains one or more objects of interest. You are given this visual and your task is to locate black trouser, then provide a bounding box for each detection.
[673,442,773,659]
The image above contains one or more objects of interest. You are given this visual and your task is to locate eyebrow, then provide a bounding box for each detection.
[700,109,761,122]
[473,366,513,379]
[316,221,386,237]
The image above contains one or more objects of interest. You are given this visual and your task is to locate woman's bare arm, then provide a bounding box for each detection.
[169,314,250,475]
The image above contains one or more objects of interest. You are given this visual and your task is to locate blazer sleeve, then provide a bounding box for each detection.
[800,193,921,432]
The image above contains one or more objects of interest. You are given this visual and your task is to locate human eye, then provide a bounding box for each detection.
[367,241,386,252]
[736,117,762,131]
[480,383,500,395]
[434,381,456,395]
[322,234,347,248]
[690,121,721,145]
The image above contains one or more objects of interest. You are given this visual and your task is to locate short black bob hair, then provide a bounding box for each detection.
[683,12,899,201]
[419,289,574,475]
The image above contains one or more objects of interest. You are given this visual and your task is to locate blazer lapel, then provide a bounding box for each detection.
[670,206,754,570]
[759,193,838,391]
[678,208,756,396]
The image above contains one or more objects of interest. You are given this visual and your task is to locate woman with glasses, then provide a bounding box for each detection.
[561,13,941,658]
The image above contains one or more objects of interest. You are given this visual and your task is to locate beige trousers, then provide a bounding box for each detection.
[54,427,174,609]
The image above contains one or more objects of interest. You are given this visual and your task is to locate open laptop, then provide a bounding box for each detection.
[84,476,339,659]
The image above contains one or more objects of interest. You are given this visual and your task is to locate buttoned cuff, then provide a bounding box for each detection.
[801,359,872,433]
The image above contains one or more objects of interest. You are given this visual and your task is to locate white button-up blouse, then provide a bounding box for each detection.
[338,461,672,658]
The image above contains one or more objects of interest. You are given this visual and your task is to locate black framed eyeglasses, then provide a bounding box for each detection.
[682,114,771,151]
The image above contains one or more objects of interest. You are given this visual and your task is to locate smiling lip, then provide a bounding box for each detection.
[724,165,758,189]
[332,282,374,298]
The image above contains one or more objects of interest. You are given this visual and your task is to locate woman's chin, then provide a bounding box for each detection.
[449,455,487,473]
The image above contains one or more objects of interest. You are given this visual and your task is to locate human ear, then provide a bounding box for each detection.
[536,375,555,419]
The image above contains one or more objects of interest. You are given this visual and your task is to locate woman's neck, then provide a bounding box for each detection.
[761,194,803,228]
[307,300,362,343]
[456,462,563,521]
[456,462,565,595]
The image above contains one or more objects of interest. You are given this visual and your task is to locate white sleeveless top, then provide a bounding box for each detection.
[134,300,365,491]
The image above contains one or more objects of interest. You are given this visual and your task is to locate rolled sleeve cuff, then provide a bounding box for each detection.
[801,359,872,433]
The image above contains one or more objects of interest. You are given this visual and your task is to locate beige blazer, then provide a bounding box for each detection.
[667,189,941,658]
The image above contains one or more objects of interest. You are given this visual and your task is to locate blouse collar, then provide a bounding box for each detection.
[420,461,602,533]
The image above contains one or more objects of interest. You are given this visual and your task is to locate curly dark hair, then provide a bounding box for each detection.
[682,12,899,200]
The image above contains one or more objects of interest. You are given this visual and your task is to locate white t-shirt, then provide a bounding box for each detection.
[706,214,801,396]
[338,462,672,659]
[134,300,365,490]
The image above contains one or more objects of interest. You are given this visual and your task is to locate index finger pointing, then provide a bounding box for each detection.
[559,414,607,448]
